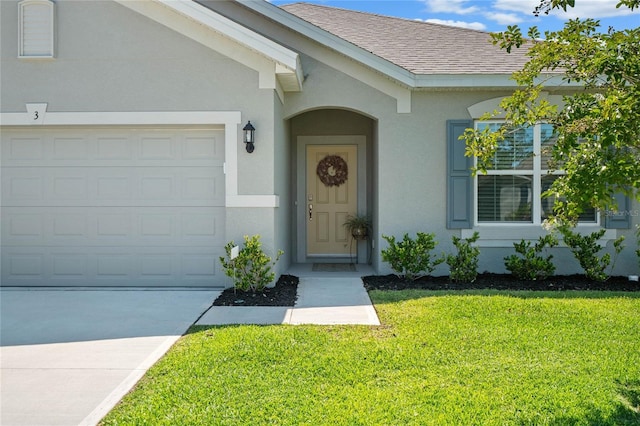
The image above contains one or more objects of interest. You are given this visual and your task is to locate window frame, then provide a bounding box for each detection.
[18,0,55,59]
[473,120,599,227]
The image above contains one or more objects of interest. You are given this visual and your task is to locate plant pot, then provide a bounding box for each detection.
[351,227,368,240]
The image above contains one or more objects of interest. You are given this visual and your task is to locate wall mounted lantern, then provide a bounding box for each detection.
[243,121,256,153]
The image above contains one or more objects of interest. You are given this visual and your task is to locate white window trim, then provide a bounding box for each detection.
[462,227,617,248]
[19,0,55,59]
[465,97,614,246]
[472,120,600,229]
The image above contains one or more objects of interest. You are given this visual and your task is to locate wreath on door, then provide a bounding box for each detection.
[316,155,348,187]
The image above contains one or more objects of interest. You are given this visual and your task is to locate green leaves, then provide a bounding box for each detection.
[504,235,558,280]
[446,232,481,283]
[381,232,442,280]
[219,235,284,292]
[468,9,640,222]
[559,227,625,282]
[491,25,524,53]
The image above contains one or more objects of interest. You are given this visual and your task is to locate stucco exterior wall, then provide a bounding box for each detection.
[273,95,291,275]
[3,0,636,280]
[282,54,638,276]
[1,0,286,286]
[1,0,278,199]
[2,1,254,111]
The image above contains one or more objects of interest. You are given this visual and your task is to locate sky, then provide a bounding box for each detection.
[270,0,640,34]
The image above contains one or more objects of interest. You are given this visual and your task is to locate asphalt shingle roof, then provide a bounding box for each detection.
[280,2,531,75]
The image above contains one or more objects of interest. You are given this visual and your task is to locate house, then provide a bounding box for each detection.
[1,0,636,287]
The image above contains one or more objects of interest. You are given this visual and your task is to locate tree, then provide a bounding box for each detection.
[464,0,640,224]
[533,0,639,16]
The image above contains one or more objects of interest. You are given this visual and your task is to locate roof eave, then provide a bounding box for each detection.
[115,0,303,92]
[237,0,416,88]
[413,74,576,89]
[162,0,299,70]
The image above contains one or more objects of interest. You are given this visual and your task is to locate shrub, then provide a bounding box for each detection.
[219,235,283,292]
[559,226,625,282]
[381,232,442,280]
[504,235,558,281]
[446,231,480,283]
[636,225,640,270]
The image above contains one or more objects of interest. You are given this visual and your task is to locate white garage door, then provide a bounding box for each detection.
[1,127,226,287]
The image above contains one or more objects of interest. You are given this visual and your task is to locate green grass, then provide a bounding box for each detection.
[101,291,640,425]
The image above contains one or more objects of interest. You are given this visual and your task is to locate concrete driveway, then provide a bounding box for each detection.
[0,288,220,426]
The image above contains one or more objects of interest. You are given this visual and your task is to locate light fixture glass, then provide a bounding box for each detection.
[243,121,255,153]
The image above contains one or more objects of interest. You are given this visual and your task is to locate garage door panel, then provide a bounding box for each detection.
[2,129,224,167]
[52,136,88,160]
[2,246,224,286]
[3,171,44,201]
[2,207,224,247]
[182,134,223,161]
[2,167,224,207]
[2,127,226,287]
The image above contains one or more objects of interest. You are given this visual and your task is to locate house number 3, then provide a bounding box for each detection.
[26,103,47,124]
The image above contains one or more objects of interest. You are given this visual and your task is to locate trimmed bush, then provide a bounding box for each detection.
[636,225,640,270]
[446,231,480,283]
[219,235,283,292]
[504,235,558,281]
[560,226,625,282]
[381,232,442,280]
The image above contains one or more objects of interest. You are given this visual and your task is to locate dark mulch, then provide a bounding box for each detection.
[363,273,640,292]
[213,273,639,307]
[213,274,299,306]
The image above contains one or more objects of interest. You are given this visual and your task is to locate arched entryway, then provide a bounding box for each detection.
[288,109,376,265]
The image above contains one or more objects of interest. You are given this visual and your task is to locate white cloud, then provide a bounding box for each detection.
[424,0,480,15]
[492,0,539,14]
[422,18,487,30]
[487,12,523,25]
[553,0,640,18]
[493,0,639,19]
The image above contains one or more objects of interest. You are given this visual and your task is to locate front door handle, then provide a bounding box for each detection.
[308,203,313,221]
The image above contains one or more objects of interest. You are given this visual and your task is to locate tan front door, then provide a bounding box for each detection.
[306,144,357,256]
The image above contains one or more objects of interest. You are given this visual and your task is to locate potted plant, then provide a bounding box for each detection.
[343,215,372,240]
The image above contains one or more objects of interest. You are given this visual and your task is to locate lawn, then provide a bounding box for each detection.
[101,290,640,425]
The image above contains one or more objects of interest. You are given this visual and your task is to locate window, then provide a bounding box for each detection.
[19,0,55,58]
[475,122,597,225]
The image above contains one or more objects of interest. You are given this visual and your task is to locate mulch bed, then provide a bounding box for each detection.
[213,273,640,307]
[212,274,299,306]
[363,273,640,292]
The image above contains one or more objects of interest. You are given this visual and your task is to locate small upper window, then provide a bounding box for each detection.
[19,0,55,58]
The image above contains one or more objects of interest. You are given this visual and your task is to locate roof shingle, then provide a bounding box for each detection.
[280,2,530,75]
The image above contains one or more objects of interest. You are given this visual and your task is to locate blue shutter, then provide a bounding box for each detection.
[605,192,631,229]
[447,120,473,229]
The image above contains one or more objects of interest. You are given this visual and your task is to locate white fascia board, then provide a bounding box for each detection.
[414,74,516,88]
[238,0,415,88]
[413,73,575,89]
[158,0,298,70]
[114,0,301,90]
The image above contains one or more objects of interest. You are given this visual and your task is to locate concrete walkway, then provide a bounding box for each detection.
[0,289,220,426]
[0,265,379,425]
[196,275,380,326]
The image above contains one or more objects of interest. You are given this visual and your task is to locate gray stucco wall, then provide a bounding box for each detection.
[3,0,636,279]
[282,55,638,276]
[1,0,285,286]
[1,0,277,201]
[1,1,261,113]
[273,95,291,275]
